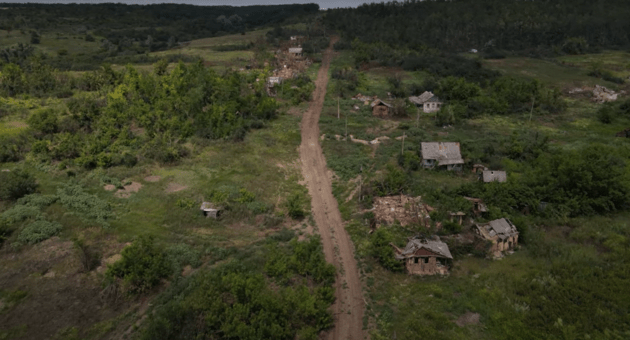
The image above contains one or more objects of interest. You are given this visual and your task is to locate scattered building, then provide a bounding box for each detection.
[420,142,464,171]
[371,99,393,117]
[200,202,221,219]
[464,197,488,216]
[393,237,453,275]
[481,170,507,183]
[288,47,303,57]
[448,211,466,225]
[409,91,443,113]
[267,76,282,87]
[474,218,519,255]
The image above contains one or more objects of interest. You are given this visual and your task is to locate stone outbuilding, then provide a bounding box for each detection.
[448,211,466,225]
[409,91,443,113]
[288,47,303,57]
[474,218,519,255]
[464,197,488,216]
[420,142,464,171]
[393,237,453,275]
[371,99,393,117]
[481,170,507,183]
[200,202,221,219]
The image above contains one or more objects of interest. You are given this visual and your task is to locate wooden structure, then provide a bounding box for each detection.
[392,237,453,276]
[371,99,393,117]
[464,197,488,216]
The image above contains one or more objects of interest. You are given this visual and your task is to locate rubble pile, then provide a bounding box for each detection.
[592,84,619,103]
[372,195,432,227]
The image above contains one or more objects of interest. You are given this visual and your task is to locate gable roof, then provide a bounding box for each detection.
[420,142,464,165]
[476,218,518,240]
[395,237,453,260]
[409,91,435,105]
[288,47,303,54]
[482,170,507,183]
[371,99,393,108]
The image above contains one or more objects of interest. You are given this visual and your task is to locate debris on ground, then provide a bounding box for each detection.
[371,195,431,227]
[352,93,377,102]
[593,84,619,103]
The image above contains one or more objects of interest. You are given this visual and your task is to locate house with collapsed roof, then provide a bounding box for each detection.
[409,91,443,113]
[371,99,393,117]
[200,202,221,219]
[474,218,519,255]
[464,197,488,216]
[481,170,507,183]
[288,47,303,57]
[420,142,464,171]
[392,237,453,275]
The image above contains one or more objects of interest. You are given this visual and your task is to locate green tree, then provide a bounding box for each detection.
[0,169,38,201]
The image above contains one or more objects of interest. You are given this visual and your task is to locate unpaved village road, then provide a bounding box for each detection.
[299,39,367,340]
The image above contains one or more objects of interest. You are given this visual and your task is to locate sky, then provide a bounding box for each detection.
[0,0,373,9]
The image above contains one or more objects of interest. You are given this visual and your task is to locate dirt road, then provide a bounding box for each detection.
[299,39,367,340]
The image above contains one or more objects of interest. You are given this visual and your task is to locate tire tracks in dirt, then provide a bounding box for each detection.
[299,38,367,340]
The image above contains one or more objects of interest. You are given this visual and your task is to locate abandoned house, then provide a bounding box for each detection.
[420,142,464,171]
[372,195,432,227]
[371,99,393,117]
[464,197,488,216]
[409,91,443,113]
[267,76,282,87]
[474,218,519,255]
[200,202,221,219]
[392,237,453,276]
[481,170,507,183]
[288,47,303,57]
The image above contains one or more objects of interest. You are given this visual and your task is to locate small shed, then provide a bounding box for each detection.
[393,237,453,276]
[464,197,488,215]
[371,99,393,117]
[200,202,221,219]
[420,142,464,171]
[409,91,443,113]
[475,218,519,254]
[288,47,303,57]
[472,164,487,173]
[267,76,283,88]
[481,170,507,183]
[448,211,466,225]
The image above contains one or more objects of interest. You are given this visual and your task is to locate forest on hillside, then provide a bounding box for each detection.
[326,0,630,57]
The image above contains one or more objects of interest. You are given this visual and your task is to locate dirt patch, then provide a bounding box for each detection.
[298,37,366,340]
[143,175,161,182]
[182,265,193,277]
[372,195,431,227]
[165,182,188,193]
[455,312,481,327]
[115,181,142,198]
[104,184,116,191]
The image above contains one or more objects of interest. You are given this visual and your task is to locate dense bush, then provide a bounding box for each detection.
[17,220,62,244]
[286,192,306,220]
[56,183,113,227]
[106,236,170,294]
[370,228,404,272]
[0,169,38,202]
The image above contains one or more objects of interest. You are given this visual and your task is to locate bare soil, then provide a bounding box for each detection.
[455,311,481,327]
[143,175,161,182]
[115,181,142,198]
[299,37,367,340]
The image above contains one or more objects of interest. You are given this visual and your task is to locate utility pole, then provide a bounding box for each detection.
[337,97,340,119]
[401,132,406,155]
[529,96,536,124]
[416,106,420,128]
[345,111,348,141]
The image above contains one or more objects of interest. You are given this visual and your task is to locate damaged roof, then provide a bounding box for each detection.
[395,237,453,260]
[409,91,436,105]
[288,47,303,54]
[421,142,464,165]
[476,218,518,240]
[482,170,507,183]
[371,99,393,108]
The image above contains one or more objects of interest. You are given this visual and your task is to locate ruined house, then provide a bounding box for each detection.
[288,47,303,57]
[448,211,466,225]
[481,170,507,183]
[474,218,519,255]
[393,237,453,275]
[420,142,464,171]
[372,195,431,227]
[409,91,443,113]
[371,99,393,117]
[464,197,488,216]
[472,164,487,173]
[200,202,221,219]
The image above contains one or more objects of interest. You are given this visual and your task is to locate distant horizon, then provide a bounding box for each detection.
[0,0,374,9]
